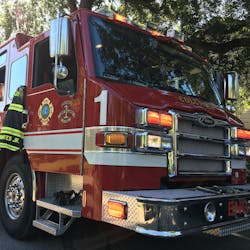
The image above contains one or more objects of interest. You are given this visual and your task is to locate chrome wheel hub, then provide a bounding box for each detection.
[5,173,25,220]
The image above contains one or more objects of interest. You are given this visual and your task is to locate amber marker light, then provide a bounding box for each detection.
[105,132,127,146]
[107,200,127,219]
[237,129,250,140]
[96,132,131,148]
[147,111,160,125]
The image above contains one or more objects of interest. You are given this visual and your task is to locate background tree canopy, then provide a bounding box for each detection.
[0,0,249,112]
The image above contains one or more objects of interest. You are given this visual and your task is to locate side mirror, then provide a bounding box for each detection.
[225,71,239,101]
[50,16,72,94]
[50,17,71,58]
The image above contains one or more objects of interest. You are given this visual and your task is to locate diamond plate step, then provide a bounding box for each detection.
[36,198,81,217]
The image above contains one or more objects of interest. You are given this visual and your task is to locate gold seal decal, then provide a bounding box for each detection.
[58,100,76,124]
[38,98,54,125]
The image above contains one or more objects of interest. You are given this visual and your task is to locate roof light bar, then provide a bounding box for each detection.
[166,29,185,42]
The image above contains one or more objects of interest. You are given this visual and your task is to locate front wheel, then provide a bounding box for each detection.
[0,157,35,239]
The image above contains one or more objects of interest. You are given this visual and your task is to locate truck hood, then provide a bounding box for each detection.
[108,82,243,127]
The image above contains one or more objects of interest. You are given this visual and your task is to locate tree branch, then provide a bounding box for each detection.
[187,37,250,54]
[79,0,94,10]
[67,0,77,13]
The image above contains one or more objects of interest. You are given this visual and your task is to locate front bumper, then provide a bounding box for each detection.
[102,185,250,237]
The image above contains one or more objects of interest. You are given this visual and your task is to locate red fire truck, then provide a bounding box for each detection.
[0,8,250,239]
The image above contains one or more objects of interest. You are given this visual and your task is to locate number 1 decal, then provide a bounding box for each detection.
[94,90,108,125]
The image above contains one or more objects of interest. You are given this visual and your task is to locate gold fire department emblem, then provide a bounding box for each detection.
[38,98,54,125]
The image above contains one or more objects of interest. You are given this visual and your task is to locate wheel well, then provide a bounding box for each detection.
[0,151,36,201]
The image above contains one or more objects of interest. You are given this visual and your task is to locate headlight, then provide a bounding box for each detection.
[135,132,172,153]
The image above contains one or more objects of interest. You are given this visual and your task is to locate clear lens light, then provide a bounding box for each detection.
[147,135,161,148]
[245,147,250,157]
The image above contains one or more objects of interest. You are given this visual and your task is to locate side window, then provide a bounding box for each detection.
[9,56,27,98]
[0,52,7,101]
[32,38,53,87]
[32,37,77,94]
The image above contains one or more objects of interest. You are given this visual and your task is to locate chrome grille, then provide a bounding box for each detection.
[173,112,229,175]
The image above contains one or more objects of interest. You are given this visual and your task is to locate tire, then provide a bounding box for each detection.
[0,157,35,239]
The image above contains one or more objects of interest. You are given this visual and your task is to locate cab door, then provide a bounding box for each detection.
[24,22,85,175]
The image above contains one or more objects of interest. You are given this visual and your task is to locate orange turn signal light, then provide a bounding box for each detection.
[105,133,127,145]
[107,200,127,219]
[160,113,173,127]
[237,129,250,140]
[147,111,160,125]
[147,110,173,128]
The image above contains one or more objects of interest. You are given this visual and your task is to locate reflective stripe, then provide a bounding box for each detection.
[0,142,20,151]
[1,127,24,138]
[8,103,23,113]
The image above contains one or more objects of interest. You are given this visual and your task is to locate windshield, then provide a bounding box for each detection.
[89,16,221,105]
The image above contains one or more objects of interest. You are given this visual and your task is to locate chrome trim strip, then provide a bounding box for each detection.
[168,110,178,177]
[136,226,182,237]
[31,170,37,202]
[84,151,166,167]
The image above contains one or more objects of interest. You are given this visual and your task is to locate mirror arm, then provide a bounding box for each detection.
[53,14,62,90]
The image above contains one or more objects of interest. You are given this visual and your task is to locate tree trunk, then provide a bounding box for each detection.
[80,0,94,10]
[67,0,77,12]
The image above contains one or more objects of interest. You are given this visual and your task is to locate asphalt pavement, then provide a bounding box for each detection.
[0,218,249,250]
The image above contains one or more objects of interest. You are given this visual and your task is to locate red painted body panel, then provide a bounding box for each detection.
[82,164,166,220]
[30,154,82,175]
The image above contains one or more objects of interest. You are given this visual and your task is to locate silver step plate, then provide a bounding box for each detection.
[36,198,82,217]
[33,219,60,236]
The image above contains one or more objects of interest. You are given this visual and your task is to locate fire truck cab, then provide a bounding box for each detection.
[0,8,250,239]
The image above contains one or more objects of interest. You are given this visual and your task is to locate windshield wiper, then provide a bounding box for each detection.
[101,73,148,87]
[152,84,185,95]
[186,94,209,102]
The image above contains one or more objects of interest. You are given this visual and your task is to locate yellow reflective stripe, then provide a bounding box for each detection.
[1,127,24,138]
[14,91,20,97]
[8,103,23,113]
[0,142,20,151]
